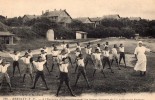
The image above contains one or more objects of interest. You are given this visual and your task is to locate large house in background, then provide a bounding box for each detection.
[21,11,143,28]
[129,17,141,21]
[90,17,102,28]
[74,17,95,27]
[41,9,72,27]
[22,9,72,27]
[74,17,93,24]
[22,15,40,23]
[102,14,120,20]
[89,15,121,28]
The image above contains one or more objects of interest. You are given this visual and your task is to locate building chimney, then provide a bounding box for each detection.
[46,10,49,13]
[42,10,44,15]
[54,9,56,11]
[6,16,7,19]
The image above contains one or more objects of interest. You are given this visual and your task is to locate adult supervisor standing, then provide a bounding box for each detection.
[134,41,154,76]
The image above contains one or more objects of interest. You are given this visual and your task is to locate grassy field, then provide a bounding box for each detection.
[6,38,96,51]
[0,38,155,96]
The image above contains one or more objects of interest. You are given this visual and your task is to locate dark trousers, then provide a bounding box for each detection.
[119,52,126,66]
[85,55,94,68]
[102,57,114,73]
[30,57,35,71]
[32,71,48,89]
[56,72,74,96]
[67,56,73,67]
[50,57,60,72]
[102,57,111,68]
[74,67,90,87]
[13,61,21,76]
[44,61,50,75]
[111,57,119,65]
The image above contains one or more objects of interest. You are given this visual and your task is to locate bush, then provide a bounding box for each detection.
[54,26,75,39]
[32,22,50,37]
[121,27,136,38]
[9,27,39,39]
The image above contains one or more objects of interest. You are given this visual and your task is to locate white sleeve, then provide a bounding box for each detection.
[9,53,14,58]
[17,53,21,56]
[28,56,31,60]
[45,52,47,55]
[90,48,92,51]
[134,47,138,55]
[32,61,37,66]
[145,47,151,52]
[51,51,54,55]
[118,47,121,52]
[42,60,47,65]
[6,64,10,67]
[58,55,61,60]
[66,64,69,68]
[20,57,24,61]
[68,49,70,53]
[30,52,33,56]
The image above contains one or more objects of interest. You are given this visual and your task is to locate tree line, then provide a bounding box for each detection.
[0,16,155,39]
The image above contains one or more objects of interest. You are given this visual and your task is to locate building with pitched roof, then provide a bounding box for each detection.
[22,15,40,23]
[102,14,120,20]
[76,31,87,39]
[74,17,93,24]
[90,17,102,28]
[129,17,141,21]
[74,17,95,28]
[0,31,14,44]
[41,9,72,26]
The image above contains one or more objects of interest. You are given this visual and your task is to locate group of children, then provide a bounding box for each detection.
[0,41,127,96]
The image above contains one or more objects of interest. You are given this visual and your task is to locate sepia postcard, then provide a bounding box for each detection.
[0,0,155,100]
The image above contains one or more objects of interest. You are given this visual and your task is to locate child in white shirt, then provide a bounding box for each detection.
[26,49,35,72]
[96,43,101,52]
[0,59,13,92]
[66,44,73,67]
[20,52,33,82]
[61,41,67,49]
[51,44,56,52]
[85,45,94,68]
[92,49,106,78]
[41,46,48,53]
[74,48,81,72]
[76,42,82,51]
[74,54,90,88]
[50,46,60,72]
[111,44,121,70]
[56,58,75,97]
[105,42,109,47]
[102,47,114,73]
[40,50,50,75]
[31,56,49,90]
[119,44,126,67]
[9,50,21,77]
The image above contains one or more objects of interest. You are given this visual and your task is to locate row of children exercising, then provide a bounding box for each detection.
[0,41,126,96]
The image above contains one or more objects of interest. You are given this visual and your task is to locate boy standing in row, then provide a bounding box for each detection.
[0,59,13,92]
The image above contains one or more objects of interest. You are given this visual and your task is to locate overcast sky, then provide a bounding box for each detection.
[0,0,155,20]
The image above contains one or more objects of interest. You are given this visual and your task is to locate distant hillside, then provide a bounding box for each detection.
[0,21,9,31]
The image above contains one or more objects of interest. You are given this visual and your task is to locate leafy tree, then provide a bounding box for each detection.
[0,15,6,24]
[6,17,23,26]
